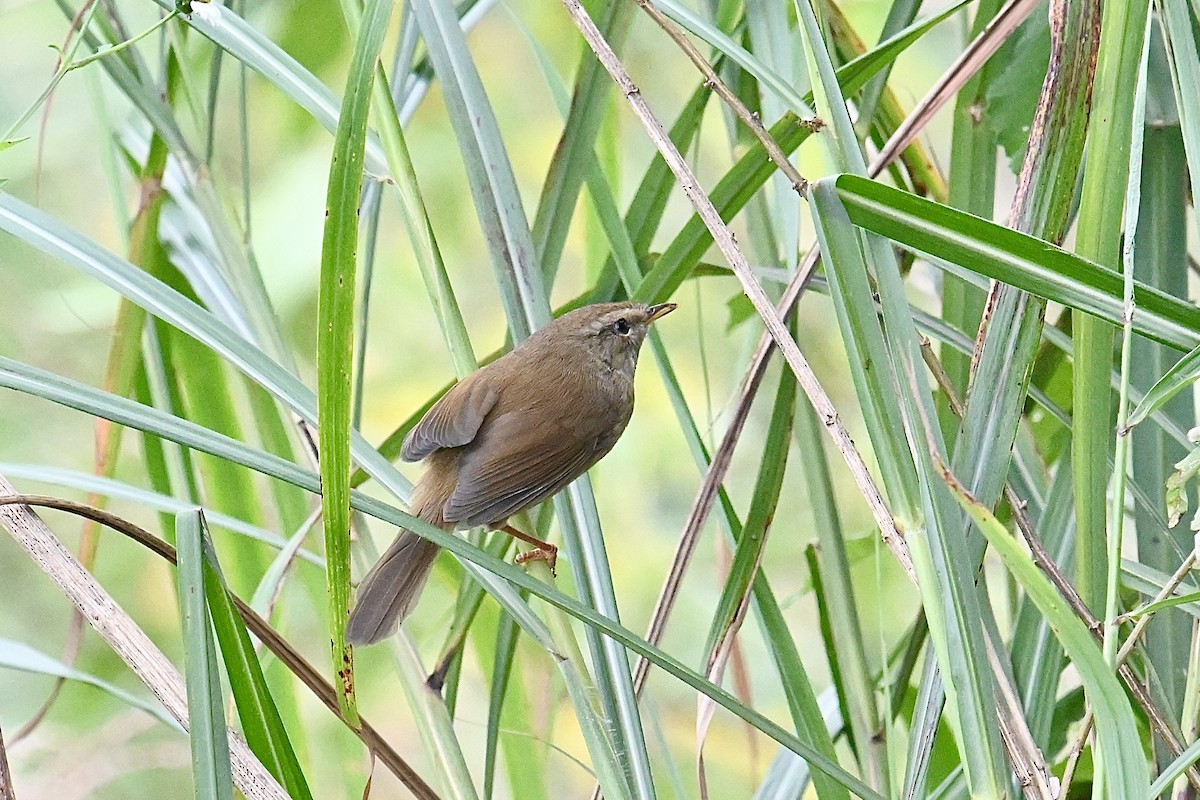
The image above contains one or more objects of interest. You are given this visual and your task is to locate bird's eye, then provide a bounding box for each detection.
[613,317,631,335]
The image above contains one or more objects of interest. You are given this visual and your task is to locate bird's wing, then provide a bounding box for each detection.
[442,407,617,528]
[401,372,499,462]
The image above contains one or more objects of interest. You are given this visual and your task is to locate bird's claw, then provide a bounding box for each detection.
[515,546,558,577]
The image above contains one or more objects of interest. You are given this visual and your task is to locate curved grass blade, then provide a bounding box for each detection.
[0,637,181,731]
[0,462,322,567]
[939,469,1151,797]
[147,0,389,176]
[1128,343,1200,428]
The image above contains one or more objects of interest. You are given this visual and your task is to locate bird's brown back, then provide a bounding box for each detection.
[410,326,636,531]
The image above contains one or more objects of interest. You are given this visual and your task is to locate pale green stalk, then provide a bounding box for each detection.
[1096,17,1151,797]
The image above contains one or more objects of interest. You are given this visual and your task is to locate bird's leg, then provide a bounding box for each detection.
[501,524,557,576]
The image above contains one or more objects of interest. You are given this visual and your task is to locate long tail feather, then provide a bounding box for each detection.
[347,531,441,645]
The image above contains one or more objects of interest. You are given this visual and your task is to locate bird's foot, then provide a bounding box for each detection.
[515,545,558,577]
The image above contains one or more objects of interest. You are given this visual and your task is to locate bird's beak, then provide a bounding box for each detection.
[646,302,677,324]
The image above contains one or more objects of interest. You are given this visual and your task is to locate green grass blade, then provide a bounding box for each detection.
[316,0,392,725]
[531,0,633,280]
[147,0,389,176]
[202,537,314,800]
[368,62,476,377]
[1129,343,1200,427]
[794,398,883,788]
[941,471,1151,796]
[0,637,182,731]
[1158,0,1200,246]
[175,509,234,800]
[828,175,1200,349]
[408,0,547,337]
[1128,42,1194,740]
[1071,0,1150,621]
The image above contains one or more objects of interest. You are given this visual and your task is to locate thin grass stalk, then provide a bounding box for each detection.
[564,86,850,800]
[636,0,810,194]
[1131,18,1195,752]
[794,397,883,788]
[937,0,1002,442]
[366,59,475,376]
[1010,460,1073,752]
[867,0,1040,172]
[1098,31,1152,797]
[632,3,967,305]
[742,0,802,271]
[1071,0,1152,619]
[535,561,633,800]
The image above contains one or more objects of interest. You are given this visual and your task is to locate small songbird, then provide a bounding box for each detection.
[347,300,677,645]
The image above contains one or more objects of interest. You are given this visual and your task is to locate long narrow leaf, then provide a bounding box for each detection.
[175,510,234,800]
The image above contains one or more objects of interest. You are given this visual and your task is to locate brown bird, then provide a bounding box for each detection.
[347,300,677,645]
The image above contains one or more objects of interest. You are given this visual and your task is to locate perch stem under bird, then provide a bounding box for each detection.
[347,301,677,646]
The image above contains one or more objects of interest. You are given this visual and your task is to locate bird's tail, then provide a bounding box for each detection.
[347,530,441,645]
